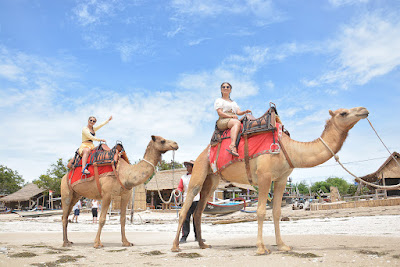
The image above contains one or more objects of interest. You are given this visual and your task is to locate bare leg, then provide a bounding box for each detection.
[194,174,219,249]
[272,178,291,251]
[227,119,241,154]
[94,194,111,248]
[120,190,133,247]
[255,173,272,255]
[171,148,209,252]
[81,148,90,174]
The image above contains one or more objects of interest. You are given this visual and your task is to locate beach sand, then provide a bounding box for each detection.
[0,205,399,266]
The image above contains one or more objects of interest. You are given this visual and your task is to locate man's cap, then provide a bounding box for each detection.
[183,160,195,167]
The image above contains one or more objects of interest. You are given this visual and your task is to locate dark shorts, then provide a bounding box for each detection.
[74,209,80,216]
[92,208,98,217]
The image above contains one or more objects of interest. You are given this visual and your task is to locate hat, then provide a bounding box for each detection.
[183,160,195,167]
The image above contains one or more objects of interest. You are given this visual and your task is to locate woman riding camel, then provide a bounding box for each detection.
[79,115,112,174]
[214,82,251,157]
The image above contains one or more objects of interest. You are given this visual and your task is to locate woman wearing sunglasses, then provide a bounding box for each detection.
[79,115,113,174]
[214,82,251,157]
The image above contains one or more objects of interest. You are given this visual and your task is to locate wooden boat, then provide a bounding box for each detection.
[203,199,246,215]
[17,209,63,217]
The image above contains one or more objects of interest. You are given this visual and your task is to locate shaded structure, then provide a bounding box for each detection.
[145,168,257,209]
[358,152,400,196]
[0,183,46,210]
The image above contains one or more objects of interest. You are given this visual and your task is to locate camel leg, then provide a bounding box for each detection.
[94,194,111,248]
[171,149,209,252]
[120,190,133,247]
[194,174,219,249]
[272,178,291,251]
[61,176,81,247]
[255,174,272,255]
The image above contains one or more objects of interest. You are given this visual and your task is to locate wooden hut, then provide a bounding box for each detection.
[0,183,46,210]
[145,168,257,209]
[358,152,400,196]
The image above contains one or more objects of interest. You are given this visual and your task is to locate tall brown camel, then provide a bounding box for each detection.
[61,135,178,248]
[171,107,369,255]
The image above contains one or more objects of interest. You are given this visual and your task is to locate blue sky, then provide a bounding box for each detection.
[1,0,399,185]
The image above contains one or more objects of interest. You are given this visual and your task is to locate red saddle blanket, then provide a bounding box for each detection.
[68,151,114,187]
[209,123,282,173]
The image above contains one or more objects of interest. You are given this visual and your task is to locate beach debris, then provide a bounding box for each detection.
[141,250,164,256]
[107,248,128,253]
[0,247,7,255]
[282,251,321,258]
[9,252,38,258]
[357,250,388,257]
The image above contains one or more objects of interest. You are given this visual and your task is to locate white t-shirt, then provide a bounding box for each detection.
[91,200,99,209]
[73,200,82,211]
[214,98,240,114]
[180,174,200,202]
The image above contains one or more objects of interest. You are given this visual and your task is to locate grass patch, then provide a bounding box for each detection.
[176,252,202,258]
[357,250,388,257]
[23,244,53,249]
[282,251,321,258]
[55,255,85,264]
[392,254,400,259]
[10,252,38,258]
[141,250,164,256]
[31,262,58,267]
[107,248,128,253]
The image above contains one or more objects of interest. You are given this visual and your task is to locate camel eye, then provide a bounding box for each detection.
[161,140,166,144]
[340,112,348,117]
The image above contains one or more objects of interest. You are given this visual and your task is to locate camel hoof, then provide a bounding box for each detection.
[62,241,73,247]
[171,246,181,252]
[256,248,271,255]
[94,243,104,249]
[278,245,291,251]
[122,242,134,247]
[199,243,211,249]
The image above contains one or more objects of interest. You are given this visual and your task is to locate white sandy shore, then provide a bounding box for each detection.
[0,205,399,266]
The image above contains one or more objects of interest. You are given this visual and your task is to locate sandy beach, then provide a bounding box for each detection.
[1,205,399,266]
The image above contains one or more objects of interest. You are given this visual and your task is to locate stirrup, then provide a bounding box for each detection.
[270,142,280,154]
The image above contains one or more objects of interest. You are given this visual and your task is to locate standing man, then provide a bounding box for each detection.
[91,199,99,224]
[177,160,202,243]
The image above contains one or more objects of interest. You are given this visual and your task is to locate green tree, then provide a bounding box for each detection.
[325,177,350,195]
[158,160,183,171]
[347,184,358,195]
[294,181,311,195]
[33,158,68,196]
[311,181,331,194]
[0,165,25,194]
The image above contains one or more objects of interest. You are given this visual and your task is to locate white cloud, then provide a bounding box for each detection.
[328,0,369,8]
[188,37,211,46]
[305,12,400,88]
[170,0,285,25]
[72,0,125,26]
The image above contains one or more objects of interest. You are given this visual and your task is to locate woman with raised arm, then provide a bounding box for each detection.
[79,115,112,174]
[214,82,251,157]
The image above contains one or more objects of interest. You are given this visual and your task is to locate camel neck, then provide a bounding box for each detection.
[283,119,349,168]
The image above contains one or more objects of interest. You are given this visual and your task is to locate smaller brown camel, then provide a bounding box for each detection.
[171,107,369,254]
[61,135,178,248]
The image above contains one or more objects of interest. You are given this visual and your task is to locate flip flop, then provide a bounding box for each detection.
[82,170,90,175]
[226,149,239,157]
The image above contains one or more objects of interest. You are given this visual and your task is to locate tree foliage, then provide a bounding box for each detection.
[158,160,183,171]
[294,181,310,195]
[33,158,68,196]
[0,165,25,194]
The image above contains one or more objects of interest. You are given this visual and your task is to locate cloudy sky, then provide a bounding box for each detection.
[1,0,399,185]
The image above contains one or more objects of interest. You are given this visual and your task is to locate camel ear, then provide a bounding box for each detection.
[151,135,156,142]
[329,110,335,117]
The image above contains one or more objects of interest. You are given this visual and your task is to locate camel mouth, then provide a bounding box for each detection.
[356,112,369,118]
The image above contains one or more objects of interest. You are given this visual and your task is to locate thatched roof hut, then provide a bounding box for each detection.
[145,168,185,191]
[358,152,400,196]
[0,183,46,210]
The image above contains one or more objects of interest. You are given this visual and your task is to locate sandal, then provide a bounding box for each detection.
[226,148,239,157]
[82,169,90,175]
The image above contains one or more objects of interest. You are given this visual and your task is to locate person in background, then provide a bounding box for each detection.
[177,160,203,243]
[91,199,99,224]
[71,199,82,223]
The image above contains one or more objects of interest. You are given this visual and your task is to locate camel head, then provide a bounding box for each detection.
[151,135,179,154]
[328,107,369,132]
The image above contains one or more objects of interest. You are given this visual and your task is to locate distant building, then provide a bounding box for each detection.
[358,152,400,196]
[0,183,46,210]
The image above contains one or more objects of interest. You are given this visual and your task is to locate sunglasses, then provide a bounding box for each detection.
[222,86,230,89]
[89,120,96,123]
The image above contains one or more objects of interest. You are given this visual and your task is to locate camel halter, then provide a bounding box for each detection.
[142,151,182,205]
[319,118,400,190]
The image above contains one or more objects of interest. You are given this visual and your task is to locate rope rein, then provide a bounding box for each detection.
[319,136,400,190]
[142,152,182,205]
